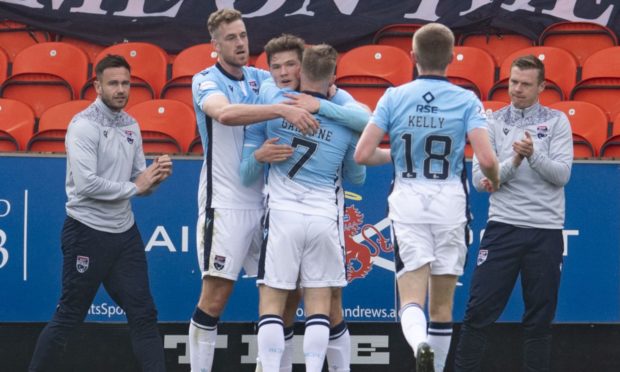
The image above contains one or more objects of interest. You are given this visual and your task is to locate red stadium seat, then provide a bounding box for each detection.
[253,51,269,70]
[498,46,578,100]
[549,101,609,158]
[0,42,89,117]
[161,43,218,108]
[0,20,49,61]
[0,98,35,151]
[539,22,618,67]
[448,47,496,100]
[188,136,203,155]
[56,35,107,64]
[126,99,196,154]
[458,31,534,67]
[94,42,169,97]
[336,45,413,110]
[372,23,424,54]
[0,46,7,85]
[482,100,509,115]
[600,113,620,158]
[27,100,91,153]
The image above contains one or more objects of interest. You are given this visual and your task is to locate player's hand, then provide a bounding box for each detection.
[153,155,173,182]
[283,93,320,114]
[134,165,161,195]
[254,137,294,163]
[513,131,534,159]
[480,177,500,193]
[281,105,319,136]
[327,84,337,99]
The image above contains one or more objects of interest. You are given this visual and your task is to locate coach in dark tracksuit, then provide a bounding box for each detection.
[455,55,573,372]
[29,55,172,372]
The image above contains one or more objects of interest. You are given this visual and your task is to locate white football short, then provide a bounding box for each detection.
[257,209,347,290]
[392,221,468,277]
[196,208,263,280]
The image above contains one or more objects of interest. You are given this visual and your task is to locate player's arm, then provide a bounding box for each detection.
[67,120,139,200]
[343,140,366,185]
[516,114,573,186]
[354,123,391,166]
[469,127,500,192]
[284,92,370,133]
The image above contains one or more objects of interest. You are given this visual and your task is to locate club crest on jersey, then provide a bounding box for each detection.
[477,249,488,266]
[213,255,226,271]
[125,130,134,144]
[537,125,548,138]
[503,127,510,135]
[103,130,108,138]
[228,85,234,92]
[76,255,90,273]
[249,80,259,94]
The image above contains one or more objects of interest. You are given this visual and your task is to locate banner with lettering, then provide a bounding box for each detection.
[0,0,618,54]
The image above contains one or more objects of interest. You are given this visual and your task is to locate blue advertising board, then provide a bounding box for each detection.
[0,155,618,323]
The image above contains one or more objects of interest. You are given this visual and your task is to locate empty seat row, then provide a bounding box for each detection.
[0,98,200,154]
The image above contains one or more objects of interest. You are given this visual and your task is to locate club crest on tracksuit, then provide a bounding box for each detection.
[537,125,548,138]
[477,249,488,266]
[76,255,90,273]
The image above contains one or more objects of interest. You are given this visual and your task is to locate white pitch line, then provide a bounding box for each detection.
[23,189,29,281]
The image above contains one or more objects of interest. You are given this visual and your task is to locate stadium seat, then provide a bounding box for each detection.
[600,113,620,158]
[126,99,196,154]
[0,46,7,85]
[498,46,578,100]
[580,46,620,81]
[482,100,509,115]
[550,101,609,158]
[0,20,49,61]
[447,46,496,100]
[458,31,534,67]
[336,45,413,110]
[570,77,620,119]
[0,98,35,151]
[56,35,107,64]
[188,136,203,155]
[0,42,89,117]
[80,75,154,109]
[94,42,169,97]
[372,23,423,54]
[539,22,618,67]
[253,51,269,70]
[161,43,218,108]
[27,100,91,153]
[487,78,563,105]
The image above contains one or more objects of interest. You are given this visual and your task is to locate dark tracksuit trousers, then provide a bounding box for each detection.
[29,217,165,372]
[455,221,564,372]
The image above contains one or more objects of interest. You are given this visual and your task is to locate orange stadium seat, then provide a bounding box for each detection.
[580,46,620,81]
[458,31,534,67]
[0,42,89,117]
[126,99,196,154]
[600,113,620,158]
[336,45,413,110]
[550,101,609,158]
[539,22,618,67]
[94,42,169,97]
[56,35,107,64]
[570,77,620,119]
[27,100,90,153]
[447,46,496,100]
[0,98,35,151]
[0,46,7,85]
[188,136,203,155]
[161,43,218,108]
[372,23,423,54]
[80,75,154,109]
[253,51,269,70]
[0,20,49,61]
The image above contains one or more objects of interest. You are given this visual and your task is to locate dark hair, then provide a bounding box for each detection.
[95,54,130,79]
[511,54,545,83]
[264,34,305,66]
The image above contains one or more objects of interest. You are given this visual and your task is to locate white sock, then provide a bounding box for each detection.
[327,321,351,371]
[428,321,452,372]
[399,303,427,356]
[304,314,330,372]
[257,315,285,372]
[189,307,219,372]
[279,326,294,372]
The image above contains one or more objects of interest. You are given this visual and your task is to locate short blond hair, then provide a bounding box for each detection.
[301,44,338,83]
[207,8,242,39]
[413,23,454,71]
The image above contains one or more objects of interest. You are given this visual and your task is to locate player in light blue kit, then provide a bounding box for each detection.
[241,45,365,372]
[188,9,321,372]
[355,23,499,372]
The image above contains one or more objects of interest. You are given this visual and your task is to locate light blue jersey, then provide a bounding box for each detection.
[243,89,365,220]
[371,76,486,224]
[191,63,270,210]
